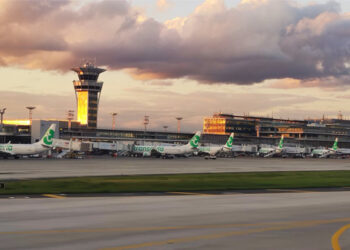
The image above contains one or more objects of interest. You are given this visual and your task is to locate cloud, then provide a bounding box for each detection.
[157,0,171,11]
[144,80,173,86]
[0,0,349,86]
[268,76,350,90]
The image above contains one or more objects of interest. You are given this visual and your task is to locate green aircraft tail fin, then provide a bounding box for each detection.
[225,133,234,149]
[39,124,56,147]
[278,135,284,149]
[332,138,338,151]
[189,131,201,148]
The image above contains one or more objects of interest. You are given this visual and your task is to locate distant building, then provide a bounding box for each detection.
[203,113,350,147]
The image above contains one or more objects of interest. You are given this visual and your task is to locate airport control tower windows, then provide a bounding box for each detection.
[79,75,98,81]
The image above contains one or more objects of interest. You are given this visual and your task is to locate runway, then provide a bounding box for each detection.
[0,191,349,249]
[1,157,350,180]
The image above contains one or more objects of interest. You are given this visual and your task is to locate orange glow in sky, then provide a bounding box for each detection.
[3,120,31,126]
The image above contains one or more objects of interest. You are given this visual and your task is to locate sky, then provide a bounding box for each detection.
[1,0,350,132]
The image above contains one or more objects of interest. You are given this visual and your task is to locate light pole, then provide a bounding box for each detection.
[67,110,74,131]
[26,106,36,125]
[144,115,149,132]
[111,113,118,130]
[176,117,183,133]
[163,125,168,132]
[0,108,6,132]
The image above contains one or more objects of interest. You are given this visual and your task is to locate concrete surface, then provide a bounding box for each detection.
[0,191,349,249]
[1,157,350,180]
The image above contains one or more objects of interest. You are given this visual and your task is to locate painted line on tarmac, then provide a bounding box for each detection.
[168,192,212,196]
[332,223,350,250]
[100,217,350,250]
[42,194,66,199]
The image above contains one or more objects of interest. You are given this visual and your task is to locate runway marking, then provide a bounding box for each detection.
[332,223,350,250]
[42,194,66,199]
[101,217,350,250]
[168,192,212,196]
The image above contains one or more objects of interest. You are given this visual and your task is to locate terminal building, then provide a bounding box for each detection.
[3,113,350,149]
[203,113,350,147]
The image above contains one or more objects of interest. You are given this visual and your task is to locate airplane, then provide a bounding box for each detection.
[310,138,350,158]
[0,124,56,159]
[332,139,350,157]
[258,136,284,158]
[198,133,234,159]
[311,138,337,158]
[154,131,201,158]
[131,131,201,158]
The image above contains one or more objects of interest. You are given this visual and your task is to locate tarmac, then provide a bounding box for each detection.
[1,157,350,180]
[0,191,349,249]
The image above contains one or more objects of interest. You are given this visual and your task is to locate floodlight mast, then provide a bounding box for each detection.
[0,108,6,131]
[176,117,183,133]
[111,113,118,130]
[26,106,36,125]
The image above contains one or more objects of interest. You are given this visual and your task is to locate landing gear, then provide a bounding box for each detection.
[162,155,175,159]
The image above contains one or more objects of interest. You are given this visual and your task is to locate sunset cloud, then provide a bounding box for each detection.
[0,0,349,86]
[156,0,171,11]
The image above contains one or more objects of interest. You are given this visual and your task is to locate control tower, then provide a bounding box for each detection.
[72,63,106,128]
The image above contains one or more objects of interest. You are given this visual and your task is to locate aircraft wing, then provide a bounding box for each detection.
[319,150,333,158]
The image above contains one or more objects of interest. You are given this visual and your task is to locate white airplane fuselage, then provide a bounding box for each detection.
[157,145,194,155]
[0,142,49,156]
[132,145,195,157]
[311,148,334,158]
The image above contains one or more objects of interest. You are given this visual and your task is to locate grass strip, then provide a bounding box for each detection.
[2,171,350,194]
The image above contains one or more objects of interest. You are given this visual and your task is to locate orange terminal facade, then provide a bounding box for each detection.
[72,63,106,129]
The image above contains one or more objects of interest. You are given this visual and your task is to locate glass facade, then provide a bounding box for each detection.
[203,114,350,146]
[76,91,88,125]
[203,118,226,134]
